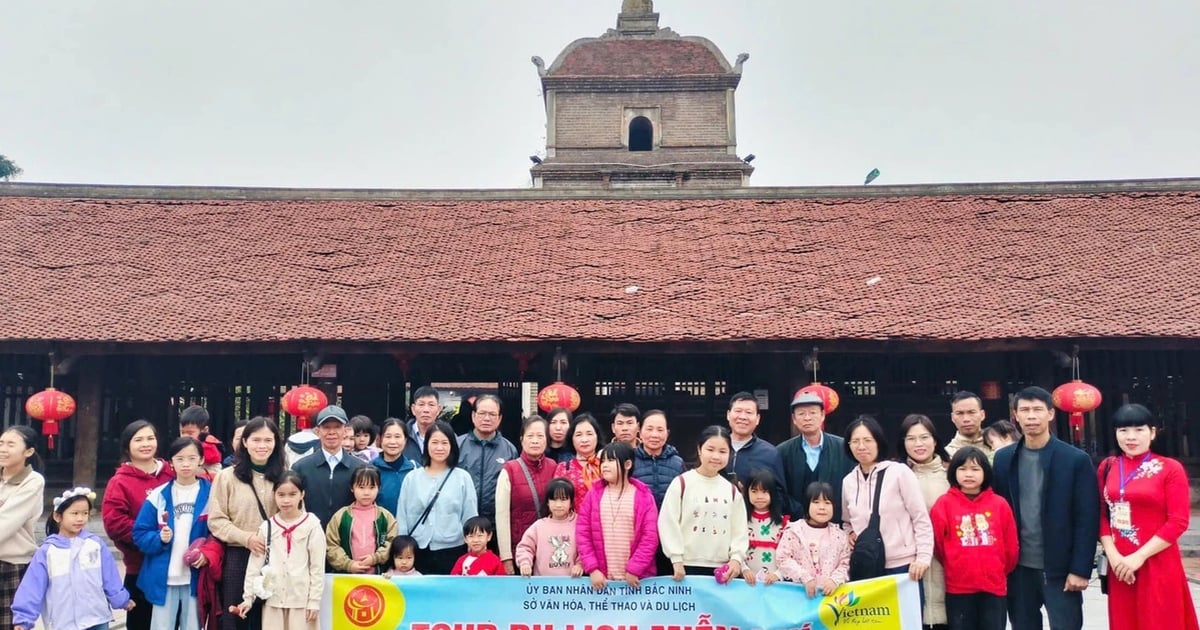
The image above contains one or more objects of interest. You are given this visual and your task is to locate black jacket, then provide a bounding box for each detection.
[993,436,1100,579]
[777,432,855,523]
[291,449,367,528]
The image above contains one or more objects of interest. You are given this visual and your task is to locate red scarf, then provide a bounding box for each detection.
[273,514,309,553]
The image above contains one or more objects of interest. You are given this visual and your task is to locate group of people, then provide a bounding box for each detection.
[0,385,1194,630]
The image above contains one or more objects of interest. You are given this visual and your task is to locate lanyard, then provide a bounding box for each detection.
[1117,453,1153,499]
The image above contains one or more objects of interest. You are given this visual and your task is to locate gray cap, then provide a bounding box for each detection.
[790,392,825,408]
[315,404,349,425]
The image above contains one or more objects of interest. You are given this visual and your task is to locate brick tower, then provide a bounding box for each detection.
[530,0,753,189]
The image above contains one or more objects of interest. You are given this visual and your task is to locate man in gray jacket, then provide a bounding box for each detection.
[457,394,518,526]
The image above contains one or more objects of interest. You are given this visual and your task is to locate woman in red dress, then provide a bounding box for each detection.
[1099,403,1198,630]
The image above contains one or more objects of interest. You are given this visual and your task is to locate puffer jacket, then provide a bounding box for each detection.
[457,431,517,519]
[631,444,684,507]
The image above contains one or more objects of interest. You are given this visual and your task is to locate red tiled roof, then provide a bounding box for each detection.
[550,39,727,77]
[2,187,1199,344]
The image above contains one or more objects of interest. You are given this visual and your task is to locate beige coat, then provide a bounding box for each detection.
[0,466,44,564]
[909,457,950,626]
[242,512,325,611]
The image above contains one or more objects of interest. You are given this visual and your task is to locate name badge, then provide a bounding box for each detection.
[1111,501,1132,531]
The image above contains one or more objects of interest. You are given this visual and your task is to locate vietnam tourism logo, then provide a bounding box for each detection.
[332,576,406,630]
[820,590,892,626]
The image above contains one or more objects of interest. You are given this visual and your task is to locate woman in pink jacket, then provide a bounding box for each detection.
[842,416,934,597]
[576,442,659,591]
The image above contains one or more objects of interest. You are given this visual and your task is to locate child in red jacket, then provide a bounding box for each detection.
[452,517,505,576]
[931,446,1019,630]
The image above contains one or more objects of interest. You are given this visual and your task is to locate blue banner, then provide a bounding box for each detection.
[319,575,921,630]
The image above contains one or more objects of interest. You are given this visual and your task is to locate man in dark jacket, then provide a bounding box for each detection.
[457,394,518,524]
[993,386,1099,630]
[402,386,443,463]
[777,391,855,522]
[721,391,788,499]
[291,404,366,528]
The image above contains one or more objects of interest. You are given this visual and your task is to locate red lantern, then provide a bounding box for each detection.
[1052,380,1102,442]
[25,387,76,449]
[537,382,581,413]
[281,385,328,430]
[795,383,840,415]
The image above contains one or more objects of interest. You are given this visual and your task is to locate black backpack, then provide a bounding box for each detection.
[848,468,887,581]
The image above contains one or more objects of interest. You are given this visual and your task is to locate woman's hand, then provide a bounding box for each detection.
[247,533,266,556]
[908,561,928,582]
[672,562,685,582]
[589,570,607,591]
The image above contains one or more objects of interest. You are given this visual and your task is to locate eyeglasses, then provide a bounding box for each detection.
[849,438,876,447]
[904,434,934,444]
[475,411,500,419]
[171,456,201,464]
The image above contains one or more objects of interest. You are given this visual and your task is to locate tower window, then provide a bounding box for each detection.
[628,116,653,151]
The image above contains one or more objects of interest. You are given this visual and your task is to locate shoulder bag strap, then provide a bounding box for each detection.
[409,470,454,536]
[868,468,887,528]
[264,517,272,565]
[515,458,541,516]
[246,478,269,521]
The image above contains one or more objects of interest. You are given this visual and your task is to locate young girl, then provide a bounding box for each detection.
[577,442,659,590]
[133,437,221,630]
[13,487,134,630]
[451,516,505,576]
[349,416,381,463]
[0,425,45,630]
[326,467,398,574]
[516,478,583,577]
[658,426,748,583]
[776,482,852,598]
[743,470,789,585]
[930,447,1018,630]
[233,471,324,630]
[383,535,421,577]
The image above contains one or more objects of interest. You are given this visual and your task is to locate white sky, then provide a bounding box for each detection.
[2,0,1198,189]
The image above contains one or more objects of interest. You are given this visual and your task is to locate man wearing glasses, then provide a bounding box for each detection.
[457,394,518,527]
[945,391,993,460]
[777,392,855,522]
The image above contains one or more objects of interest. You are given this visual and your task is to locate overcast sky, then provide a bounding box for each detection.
[2,0,1198,189]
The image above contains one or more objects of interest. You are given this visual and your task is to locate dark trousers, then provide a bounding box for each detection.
[123,573,153,630]
[417,544,467,575]
[946,592,1007,630]
[221,547,264,630]
[883,564,926,609]
[1006,566,1083,630]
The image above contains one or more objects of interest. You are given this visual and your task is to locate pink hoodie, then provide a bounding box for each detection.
[515,514,579,576]
[576,478,659,578]
[841,460,934,569]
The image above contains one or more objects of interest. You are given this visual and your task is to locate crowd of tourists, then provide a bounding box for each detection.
[0,385,1194,630]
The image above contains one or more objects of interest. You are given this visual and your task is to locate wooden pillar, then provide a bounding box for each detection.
[73,356,104,488]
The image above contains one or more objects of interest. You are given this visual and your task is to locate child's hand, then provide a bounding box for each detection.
[503,559,515,575]
[763,572,779,586]
[520,564,533,577]
[125,600,137,611]
[589,570,607,591]
[818,577,838,595]
[570,563,584,578]
[804,579,819,598]
[350,559,373,574]
[623,572,640,589]
[717,560,741,585]
[741,567,757,586]
[672,562,685,582]
[230,604,250,619]
[160,525,173,544]
[306,609,319,622]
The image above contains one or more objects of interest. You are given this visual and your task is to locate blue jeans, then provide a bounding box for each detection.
[151,584,198,630]
[1006,565,1083,630]
[86,624,110,630]
[883,564,926,609]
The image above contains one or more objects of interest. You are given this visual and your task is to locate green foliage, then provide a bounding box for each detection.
[0,154,22,181]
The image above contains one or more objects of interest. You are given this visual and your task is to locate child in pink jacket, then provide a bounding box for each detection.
[777,482,852,598]
[576,443,659,590]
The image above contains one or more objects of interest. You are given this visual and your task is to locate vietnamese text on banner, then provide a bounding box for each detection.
[318,575,921,630]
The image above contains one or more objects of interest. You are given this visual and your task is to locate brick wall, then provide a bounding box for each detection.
[554,91,728,149]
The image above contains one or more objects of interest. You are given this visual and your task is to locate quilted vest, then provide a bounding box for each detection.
[503,453,559,558]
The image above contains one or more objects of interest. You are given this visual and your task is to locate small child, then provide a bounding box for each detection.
[383,535,422,577]
[326,467,398,574]
[776,482,852,598]
[349,415,381,463]
[930,447,1018,630]
[179,404,224,476]
[12,487,135,630]
[515,478,583,577]
[232,471,325,629]
[743,470,790,585]
[452,516,505,576]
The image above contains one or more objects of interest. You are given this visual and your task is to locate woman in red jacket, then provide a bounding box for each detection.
[930,446,1018,630]
[101,420,175,630]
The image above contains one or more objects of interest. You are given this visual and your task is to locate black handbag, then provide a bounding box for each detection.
[848,468,888,581]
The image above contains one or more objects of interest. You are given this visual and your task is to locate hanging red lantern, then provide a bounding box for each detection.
[281,385,328,430]
[537,382,581,413]
[795,383,840,415]
[1052,380,1102,442]
[25,387,76,449]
